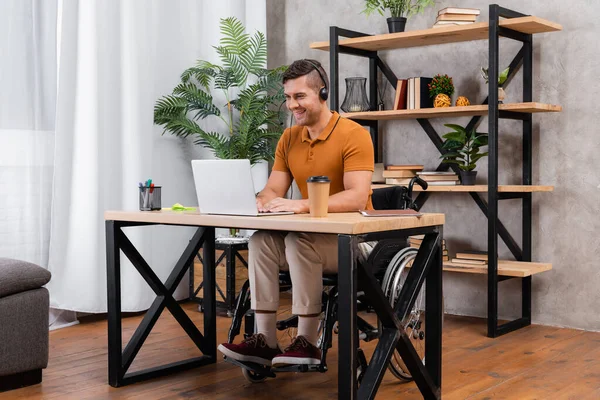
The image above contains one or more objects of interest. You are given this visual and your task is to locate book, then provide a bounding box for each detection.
[382,170,417,178]
[425,181,458,186]
[408,77,414,109]
[438,7,480,15]
[417,171,457,176]
[393,79,408,110]
[386,178,413,185]
[419,175,458,181]
[433,20,475,27]
[455,251,488,261]
[451,258,487,265]
[437,13,478,21]
[386,164,424,171]
[359,209,422,217]
[414,77,434,109]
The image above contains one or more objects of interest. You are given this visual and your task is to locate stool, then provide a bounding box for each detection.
[189,237,249,316]
[0,258,51,392]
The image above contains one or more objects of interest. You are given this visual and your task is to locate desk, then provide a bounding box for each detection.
[105,210,444,399]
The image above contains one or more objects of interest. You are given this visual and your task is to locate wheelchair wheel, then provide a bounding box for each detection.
[242,368,268,383]
[378,247,427,381]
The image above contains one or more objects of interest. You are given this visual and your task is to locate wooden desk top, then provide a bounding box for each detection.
[105,210,444,235]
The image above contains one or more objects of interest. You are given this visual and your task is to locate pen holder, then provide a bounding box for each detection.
[139,186,162,211]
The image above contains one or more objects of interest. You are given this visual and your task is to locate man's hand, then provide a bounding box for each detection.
[264,197,309,214]
[256,197,267,213]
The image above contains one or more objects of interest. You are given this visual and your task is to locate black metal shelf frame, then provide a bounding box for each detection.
[328,4,537,338]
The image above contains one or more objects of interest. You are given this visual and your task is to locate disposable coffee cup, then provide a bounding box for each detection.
[307,175,330,217]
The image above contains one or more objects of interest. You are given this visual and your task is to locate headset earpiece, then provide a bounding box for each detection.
[305,60,329,102]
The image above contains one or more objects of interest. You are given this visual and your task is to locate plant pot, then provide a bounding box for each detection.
[498,87,506,103]
[387,17,407,33]
[459,170,477,185]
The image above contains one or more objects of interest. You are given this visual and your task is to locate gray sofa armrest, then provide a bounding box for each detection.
[0,258,51,299]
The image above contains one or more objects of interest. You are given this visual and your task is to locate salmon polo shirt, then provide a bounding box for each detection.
[272,111,375,210]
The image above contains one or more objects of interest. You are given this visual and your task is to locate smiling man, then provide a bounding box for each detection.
[218,59,374,368]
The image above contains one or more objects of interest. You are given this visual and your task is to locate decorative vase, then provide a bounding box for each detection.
[497,87,506,103]
[340,77,370,113]
[387,17,407,33]
[459,170,477,185]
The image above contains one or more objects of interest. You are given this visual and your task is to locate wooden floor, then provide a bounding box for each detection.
[2,301,600,400]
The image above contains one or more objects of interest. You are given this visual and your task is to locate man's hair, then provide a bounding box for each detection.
[282,59,328,93]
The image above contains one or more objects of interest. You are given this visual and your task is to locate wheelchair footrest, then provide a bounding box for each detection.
[272,364,325,373]
[222,356,277,378]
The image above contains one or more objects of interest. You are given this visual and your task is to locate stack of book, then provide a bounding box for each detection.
[394,77,433,110]
[409,235,449,261]
[451,251,487,265]
[416,171,460,186]
[433,7,480,28]
[383,164,424,185]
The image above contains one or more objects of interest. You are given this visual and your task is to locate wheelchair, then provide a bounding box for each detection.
[223,177,430,384]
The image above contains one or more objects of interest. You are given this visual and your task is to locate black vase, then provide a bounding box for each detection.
[459,170,477,185]
[387,17,407,33]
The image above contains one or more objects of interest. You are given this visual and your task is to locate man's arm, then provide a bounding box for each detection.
[256,170,293,212]
[264,170,372,213]
[326,170,372,212]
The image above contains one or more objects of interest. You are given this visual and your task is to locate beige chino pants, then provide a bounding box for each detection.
[249,231,338,315]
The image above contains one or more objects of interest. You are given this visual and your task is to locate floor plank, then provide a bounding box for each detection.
[1,302,599,399]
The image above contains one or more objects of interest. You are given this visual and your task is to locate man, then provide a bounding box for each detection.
[218,59,374,367]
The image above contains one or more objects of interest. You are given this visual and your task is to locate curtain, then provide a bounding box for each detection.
[0,1,57,267]
[46,0,267,317]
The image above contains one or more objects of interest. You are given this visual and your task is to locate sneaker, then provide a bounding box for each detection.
[218,334,281,366]
[271,336,321,366]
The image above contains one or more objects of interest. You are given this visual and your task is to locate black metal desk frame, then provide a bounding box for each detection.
[105,220,443,400]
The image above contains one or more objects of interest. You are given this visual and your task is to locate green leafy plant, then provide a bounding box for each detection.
[154,17,287,165]
[480,66,510,85]
[440,124,489,171]
[428,74,454,98]
[363,0,435,18]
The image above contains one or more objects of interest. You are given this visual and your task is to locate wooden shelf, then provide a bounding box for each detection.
[371,184,553,192]
[443,260,552,277]
[343,102,561,121]
[310,16,562,51]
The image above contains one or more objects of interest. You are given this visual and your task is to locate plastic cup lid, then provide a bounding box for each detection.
[307,175,330,183]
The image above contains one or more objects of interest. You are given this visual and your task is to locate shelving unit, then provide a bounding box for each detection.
[311,4,562,338]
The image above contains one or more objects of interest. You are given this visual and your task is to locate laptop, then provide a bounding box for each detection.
[191,159,294,216]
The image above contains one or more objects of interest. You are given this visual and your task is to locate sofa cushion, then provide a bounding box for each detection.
[0,258,51,299]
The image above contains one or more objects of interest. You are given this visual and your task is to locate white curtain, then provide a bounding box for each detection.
[46,0,267,316]
[0,1,57,266]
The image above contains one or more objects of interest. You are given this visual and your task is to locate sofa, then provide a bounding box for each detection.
[0,258,51,392]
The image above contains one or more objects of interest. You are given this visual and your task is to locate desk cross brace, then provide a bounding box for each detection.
[106,221,217,387]
[338,226,443,400]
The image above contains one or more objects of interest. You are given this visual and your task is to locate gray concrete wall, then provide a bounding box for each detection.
[267,0,600,331]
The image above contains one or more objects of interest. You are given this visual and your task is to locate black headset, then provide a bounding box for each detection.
[305,59,329,101]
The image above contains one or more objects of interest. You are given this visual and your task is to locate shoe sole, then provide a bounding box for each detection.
[218,344,273,366]
[271,356,321,366]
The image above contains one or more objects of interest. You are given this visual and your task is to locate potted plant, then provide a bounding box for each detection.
[440,124,488,185]
[363,0,436,33]
[154,17,287,180]
[428,74,454,108]
[481,66,510,103]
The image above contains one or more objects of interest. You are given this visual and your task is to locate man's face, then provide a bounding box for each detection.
[283,74,323,127]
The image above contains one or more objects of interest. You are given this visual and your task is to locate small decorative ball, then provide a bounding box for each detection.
[434,93,451,108]
[455,96,470,106]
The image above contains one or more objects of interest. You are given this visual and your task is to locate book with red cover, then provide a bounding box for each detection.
[393,79,408,110]
[359,209,422,217]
